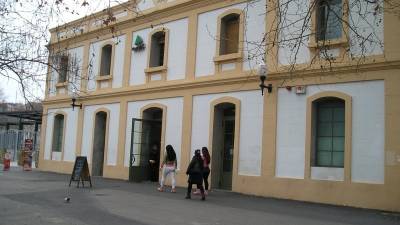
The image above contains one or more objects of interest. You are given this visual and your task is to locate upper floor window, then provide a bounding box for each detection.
[149,31,166,68]
[313,97,345,167]
[316,0,343,41]
[58,55,69,83]
[52,114,65,152]
[100,44,113,76]
[219,13,240,55]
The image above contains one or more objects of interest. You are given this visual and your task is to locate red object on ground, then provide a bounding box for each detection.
[3,159,10,171]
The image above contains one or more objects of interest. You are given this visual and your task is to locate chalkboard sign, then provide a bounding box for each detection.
[69,156,92,188]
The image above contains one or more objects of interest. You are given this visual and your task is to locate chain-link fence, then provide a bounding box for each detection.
[0,130,40,167]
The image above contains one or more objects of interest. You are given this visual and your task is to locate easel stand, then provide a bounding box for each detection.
[69,156,93,188]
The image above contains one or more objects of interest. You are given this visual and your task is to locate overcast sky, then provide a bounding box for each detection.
[1,0,128,103]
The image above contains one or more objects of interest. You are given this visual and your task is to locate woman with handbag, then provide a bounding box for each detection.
[158,145,177,193]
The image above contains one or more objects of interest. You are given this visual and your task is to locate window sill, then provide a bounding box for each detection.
[309,37,348,48]
[213,53,242,63]
[55,82,68,88]
[144,66,167,74]
[96,75,113,81]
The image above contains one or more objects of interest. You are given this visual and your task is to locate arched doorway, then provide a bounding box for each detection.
[211,102,236,190]
[129,106,163,182]
[92,111,107,176]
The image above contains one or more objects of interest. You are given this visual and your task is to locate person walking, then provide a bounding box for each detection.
[185,149,205,201]
[201,147,211,195]
[158,145,177,193]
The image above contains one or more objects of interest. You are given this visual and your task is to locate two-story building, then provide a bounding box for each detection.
[40,0,400,212]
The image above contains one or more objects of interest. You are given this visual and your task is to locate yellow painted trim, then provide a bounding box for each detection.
[208,96,241,190]
[89,108,111,176]
[122,31,133,86]
[38,107,49,167]
[185,13,198,80]
[304,91,352,181]
[75,105,85,157]
[80,41,91,93]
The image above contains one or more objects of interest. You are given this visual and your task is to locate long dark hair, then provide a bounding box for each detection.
[165,144,176,161]
[202,147,210,164]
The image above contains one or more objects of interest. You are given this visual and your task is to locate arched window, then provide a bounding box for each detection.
[100,44,112,76]
[219,13,240,55]
[312,97,345,167]
[149,31,166,67]
[52,114,65,152]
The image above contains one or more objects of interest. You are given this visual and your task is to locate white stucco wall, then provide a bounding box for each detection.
[278,0,384,65]
[124,97,184,170]
[130,18,188,85]
[49,46,84,97]
[87,35,126,91]
[137,0,178,12]
[44,108,79,162]
[191,90,264,176]
[80,103,120,166]
[195,0,266,77]
[275,80,385,184]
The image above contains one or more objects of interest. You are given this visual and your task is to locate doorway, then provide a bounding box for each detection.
[129,107,163,182]
[211,103,236,190]
[92,111,107,176]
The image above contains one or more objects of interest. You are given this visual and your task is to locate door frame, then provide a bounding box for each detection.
[208,97,241,191]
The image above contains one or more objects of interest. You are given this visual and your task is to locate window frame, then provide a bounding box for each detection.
[145,27,169,82]
[309,0,349,48]
[305,91,352,181]
[99,44,113,77]
[313,98,345,168]
[51,113,66,160]
[214,9,244,62]
[96,41,115,89]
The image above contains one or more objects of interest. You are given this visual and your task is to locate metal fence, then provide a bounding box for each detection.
[0,129,40,165]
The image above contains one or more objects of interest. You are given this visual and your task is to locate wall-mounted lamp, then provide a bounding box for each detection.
[257,62,272,95]
[71,97,82,111]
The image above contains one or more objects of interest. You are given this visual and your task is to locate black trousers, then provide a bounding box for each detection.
[187,181,205,197]
[203,168,210,190]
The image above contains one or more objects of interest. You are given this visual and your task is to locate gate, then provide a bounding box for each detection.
[129,118,161,182]
[0,130,40,166]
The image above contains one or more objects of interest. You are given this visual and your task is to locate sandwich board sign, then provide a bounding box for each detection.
[69,156,92,188]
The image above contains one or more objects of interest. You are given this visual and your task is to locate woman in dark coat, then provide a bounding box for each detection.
[185,149,205,200]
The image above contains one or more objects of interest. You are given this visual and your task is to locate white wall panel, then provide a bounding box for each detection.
[130,18,188,85]
[276,80,384,184]
[49,46,84,97]
[191,90,264,176]
[195,0,266,77]
[87,35,125,91]
[81,103,120,166]
[124,97,184,170]
[44,108,79,162]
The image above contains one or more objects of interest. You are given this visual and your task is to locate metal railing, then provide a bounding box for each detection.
[0,130,40,165]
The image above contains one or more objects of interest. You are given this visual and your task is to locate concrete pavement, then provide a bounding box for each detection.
[0,168,399,225]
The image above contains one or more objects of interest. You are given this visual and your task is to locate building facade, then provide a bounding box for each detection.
[40,0,400,211]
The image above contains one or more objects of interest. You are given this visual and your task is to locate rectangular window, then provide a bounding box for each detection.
[52,115,64,152]
[315,100,344,167]
[58,55,69,83]
[316,0,343,41]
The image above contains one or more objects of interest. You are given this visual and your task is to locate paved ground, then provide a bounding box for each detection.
[0,168,399,225]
